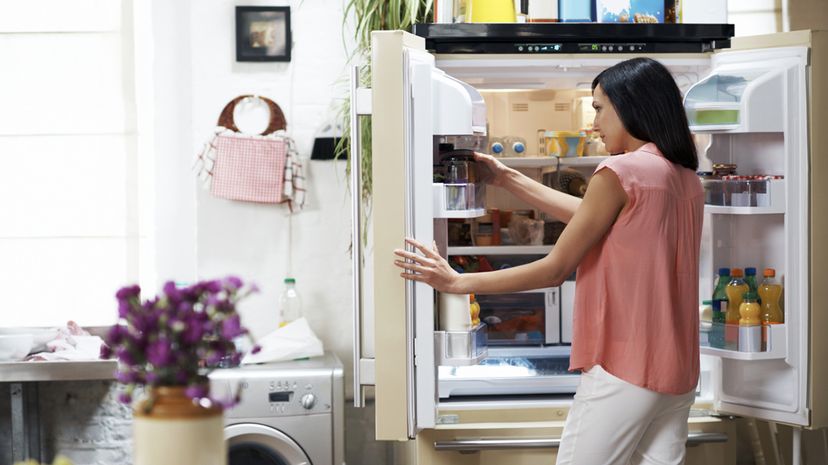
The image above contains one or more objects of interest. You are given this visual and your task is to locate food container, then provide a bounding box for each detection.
[701,176,784,207]
[434,323,488,366]
[541,131,587,157]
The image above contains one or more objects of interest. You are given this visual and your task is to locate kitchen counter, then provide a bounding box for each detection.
[0,359,117,383]
[1,359,117,462]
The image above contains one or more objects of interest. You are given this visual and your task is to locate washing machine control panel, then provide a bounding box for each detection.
[210,370,334,418]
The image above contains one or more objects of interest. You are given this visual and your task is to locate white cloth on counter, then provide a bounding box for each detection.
[241,317,323,364]
[25,321,105,361]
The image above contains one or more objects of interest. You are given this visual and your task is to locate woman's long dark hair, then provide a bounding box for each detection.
[592,58,698,170]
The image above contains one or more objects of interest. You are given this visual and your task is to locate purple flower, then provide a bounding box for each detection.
[115,346,135,366]
[116,370,137,383]
[251,345,262,354]
[108,276,258,397]
[116,285,141,300]
[204,280,223,293]
[223,276,243,290]
[205,350,223,366]
[163,281,182,303]
[118,392,132,403]
[221,315,244,339]
[100,344,112,359]
[147,338,173,366]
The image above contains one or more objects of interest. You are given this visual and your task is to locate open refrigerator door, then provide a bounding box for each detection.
[689,43,811,427]
[358,31,490,441]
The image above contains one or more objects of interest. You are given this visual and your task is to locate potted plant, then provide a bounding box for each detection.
[336,0,434,207]
[102,277,258,465]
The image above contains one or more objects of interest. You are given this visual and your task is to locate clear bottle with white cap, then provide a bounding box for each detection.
[279,278,303,327]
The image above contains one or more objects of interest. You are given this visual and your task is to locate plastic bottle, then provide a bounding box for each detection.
[744,267,759,296]
[725,268,749,350]
[758,268,784,325]
[710,267,730,349]
[469,294,481,327]
[279,278,303,327]
[738,291,762,352]
[489,137,506,157]
[503,136,527,157]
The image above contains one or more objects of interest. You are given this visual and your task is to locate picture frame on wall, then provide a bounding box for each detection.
[235,6,291,62]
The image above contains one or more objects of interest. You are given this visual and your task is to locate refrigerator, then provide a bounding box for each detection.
[350,24,828,464]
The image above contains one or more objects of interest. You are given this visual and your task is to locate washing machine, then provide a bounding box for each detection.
[209,353,344,465]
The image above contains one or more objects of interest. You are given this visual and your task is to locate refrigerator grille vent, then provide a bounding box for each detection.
[512,103,529,112]
[555,103,571,112]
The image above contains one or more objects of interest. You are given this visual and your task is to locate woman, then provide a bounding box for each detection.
[394,57,703,465]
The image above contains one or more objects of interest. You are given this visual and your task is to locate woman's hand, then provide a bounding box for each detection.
[473,151,512,188]
[394,238,463,293]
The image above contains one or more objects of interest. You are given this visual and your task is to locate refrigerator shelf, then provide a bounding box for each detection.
[700,323,787,360]
[447,245,553,256]
[435,323,488,367]
[498,156,609,169]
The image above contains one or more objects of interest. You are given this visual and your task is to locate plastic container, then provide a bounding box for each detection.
[745,267,759,295]
[489,137,506,157]
[559,0,595,22]
[725,269,749,350]
[468,0,516,22]
[758,268,784,325]
[440,292,472,331]
[503,136,527,157]
[738,291,762,352]
[546,131,586,157]
[710,267,730,349]
[279,278,303,327]
[686,104,741,126]
[702,176,783,207]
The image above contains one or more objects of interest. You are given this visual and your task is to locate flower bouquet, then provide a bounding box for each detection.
[102,276,259,407]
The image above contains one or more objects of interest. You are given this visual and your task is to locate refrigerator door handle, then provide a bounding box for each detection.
[433,432,728,452]
[351,65,373,408]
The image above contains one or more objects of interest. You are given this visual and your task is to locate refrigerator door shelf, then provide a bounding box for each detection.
[434,323,489,366]
[432,68,487,135]
[433,183,486,218]
[704,178,786,214]
[685,59,796,134]
[701,323,787,361]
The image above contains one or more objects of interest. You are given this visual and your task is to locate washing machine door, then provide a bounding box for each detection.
[225,423,312,465]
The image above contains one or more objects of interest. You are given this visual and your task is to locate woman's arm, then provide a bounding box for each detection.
[394,167,627,294]
[474,152,581,223]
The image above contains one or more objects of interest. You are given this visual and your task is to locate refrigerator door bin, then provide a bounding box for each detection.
[701,323,787,360]
[435,323,488,366]
[433,182,486,218]
[703,178,785,214]
[684,63,789,133]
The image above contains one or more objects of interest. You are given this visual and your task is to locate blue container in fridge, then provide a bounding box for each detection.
[558,0,596,22]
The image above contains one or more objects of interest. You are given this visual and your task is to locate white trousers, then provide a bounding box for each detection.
[555,365,696,465]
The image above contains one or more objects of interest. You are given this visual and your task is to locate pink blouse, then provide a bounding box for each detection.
[569,143,704,394]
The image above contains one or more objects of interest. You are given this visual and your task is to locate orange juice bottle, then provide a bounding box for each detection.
[758,268,784,325]
[738,291,762,352]
[469,294,481,327]
[725,268,749,350]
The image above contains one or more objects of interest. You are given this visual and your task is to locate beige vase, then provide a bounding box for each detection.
[133,386,226,465]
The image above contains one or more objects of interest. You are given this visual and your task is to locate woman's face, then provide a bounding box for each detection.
[592,85,630,154]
